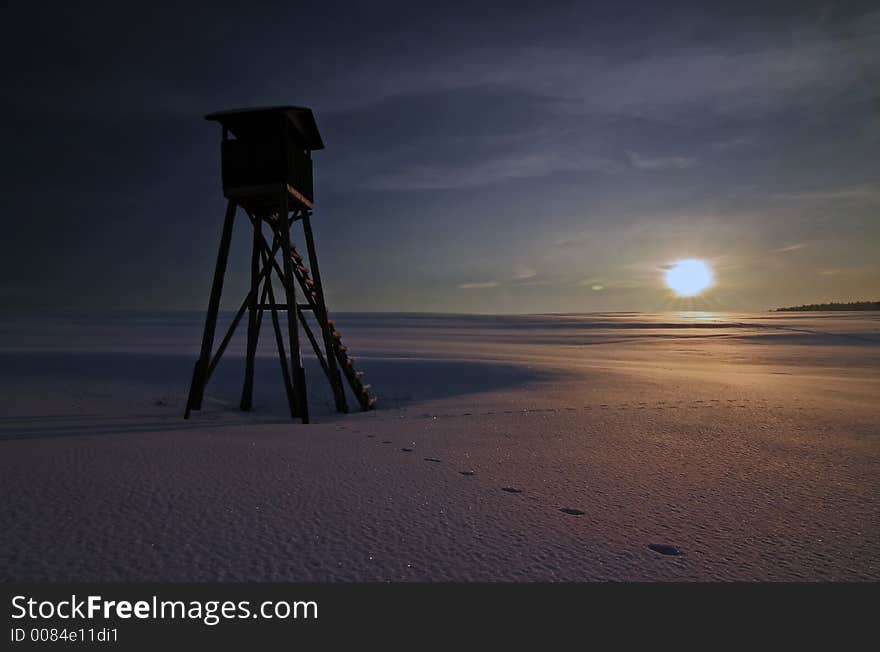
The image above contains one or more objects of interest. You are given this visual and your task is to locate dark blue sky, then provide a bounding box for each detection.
[2,1,877,312]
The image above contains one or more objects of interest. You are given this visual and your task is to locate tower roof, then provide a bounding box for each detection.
[205,105,325,151]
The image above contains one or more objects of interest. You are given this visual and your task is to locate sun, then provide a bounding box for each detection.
[664,259,714,297]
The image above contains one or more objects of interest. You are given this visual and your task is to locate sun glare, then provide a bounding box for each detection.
[664,259,713,297]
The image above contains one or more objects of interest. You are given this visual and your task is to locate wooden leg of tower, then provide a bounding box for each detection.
[263,253,297,419]
[278,196,309,423]
[185,200,237,418]
[301,211,348,413]
[240,215,262,411]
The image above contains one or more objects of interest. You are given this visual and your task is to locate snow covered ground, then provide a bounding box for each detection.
[1,311,878,581]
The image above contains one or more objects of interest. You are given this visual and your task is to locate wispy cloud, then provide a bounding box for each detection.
[554,234,592,248]
[323,18,870,118]
[576,277,642,290]
[458,281,501,289]
[516,279,552,287]
[771,185,878,202]
[711,136,758,150]
[331,48,844,119]
[626,151,697,170]
[365,151,611,190]
[774,243,808,253]
[460,270,551,290]
[513,265,537,280]
[816,267,873,277]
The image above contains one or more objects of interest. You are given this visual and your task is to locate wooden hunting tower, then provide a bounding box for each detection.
[185,106,375,423]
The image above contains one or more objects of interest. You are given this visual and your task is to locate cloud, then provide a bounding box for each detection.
[773,243,808,253]
[517,279,552,287]
[322,21,869,118]
[513,265,537,280]
[711,136,758,150]
[626,151,697,170]
[816,267,873,277]
[554,233,592,248]
[364,151,611,190]
[456,267,557,291]
[771,186,878,202]
[459,272,551,290]
[458,281,501,289]
[577,278,642,290]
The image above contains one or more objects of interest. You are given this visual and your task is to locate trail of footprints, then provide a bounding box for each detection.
[342,395,804,558]
[354,425,686,559]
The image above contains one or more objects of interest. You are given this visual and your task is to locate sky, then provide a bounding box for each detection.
[1,0,878,313]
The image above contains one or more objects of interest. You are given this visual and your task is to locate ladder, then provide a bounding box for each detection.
[288,243,376,411]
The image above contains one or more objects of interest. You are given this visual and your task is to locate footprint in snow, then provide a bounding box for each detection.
[647,543,683,556]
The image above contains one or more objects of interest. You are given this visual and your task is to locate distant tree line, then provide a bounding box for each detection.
[773,301,880,312]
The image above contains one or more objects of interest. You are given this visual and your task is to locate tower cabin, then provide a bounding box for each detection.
[205,106,324,216]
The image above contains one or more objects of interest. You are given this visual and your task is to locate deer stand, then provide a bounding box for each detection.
[184,105,374,423]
